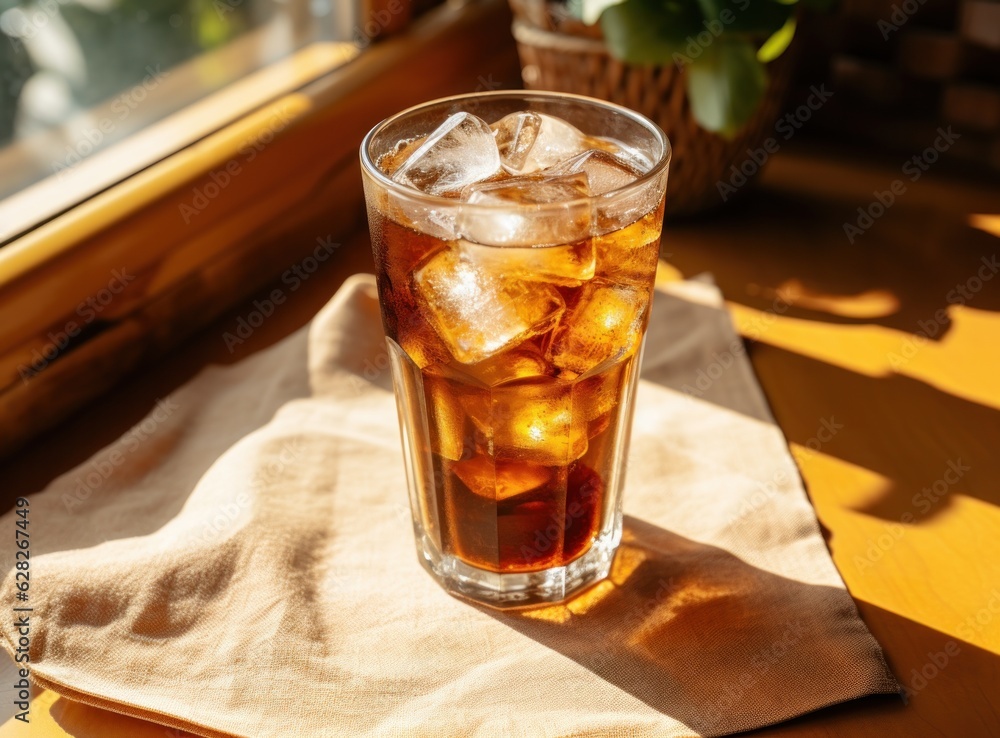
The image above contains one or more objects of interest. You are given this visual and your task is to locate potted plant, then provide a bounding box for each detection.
[508,0,830,215]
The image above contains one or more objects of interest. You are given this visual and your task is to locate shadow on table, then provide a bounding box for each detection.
[747,597,1000,736]
[41,522,1000,738]
[478,518,1000,738]
[748,344,1000,524]
[641,282,1000,524]
[481,517,901,737]
[665,186,1000,340]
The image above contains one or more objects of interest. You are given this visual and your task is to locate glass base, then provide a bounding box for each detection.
[414,525,621,609]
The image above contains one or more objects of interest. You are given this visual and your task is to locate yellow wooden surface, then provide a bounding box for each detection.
[1,143,998,735]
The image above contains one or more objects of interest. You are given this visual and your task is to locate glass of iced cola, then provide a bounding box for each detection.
[360,92,670,607]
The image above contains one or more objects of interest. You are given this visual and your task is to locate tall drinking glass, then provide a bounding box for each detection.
[361,91,670,607]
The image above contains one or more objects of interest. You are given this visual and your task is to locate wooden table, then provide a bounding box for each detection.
[2,141,998,736]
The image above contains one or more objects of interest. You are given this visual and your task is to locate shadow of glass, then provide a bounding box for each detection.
[665,187,1000,338]
[749,343,1000,522]
[479,518,900,737]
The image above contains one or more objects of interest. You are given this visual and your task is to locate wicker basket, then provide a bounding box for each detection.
[509,4,797,216]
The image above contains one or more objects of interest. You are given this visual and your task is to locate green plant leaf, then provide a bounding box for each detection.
[600,0,704,64]
[686,38,768,138]
[757,15,796,61]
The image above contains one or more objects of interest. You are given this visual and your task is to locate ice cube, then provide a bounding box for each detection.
[412,247,564,364]
[464,346,552,386]
[452,455,554,501]
[594,205,663,286]
[392,113,502,197]
[546,149,641,195]
[457,172,593,253]
[487,379,589,465]
[463,171,590,209]
[459,238,596,286]
[572,358,631,422]
[516,113,618,174]
[379,136,426,176]
[422,368,488,461]
[491,111,542,173]
[549,280,650,374]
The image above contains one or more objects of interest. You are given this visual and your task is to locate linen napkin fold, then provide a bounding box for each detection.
[0,273,899,738]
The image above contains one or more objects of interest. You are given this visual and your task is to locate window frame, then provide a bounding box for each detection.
[0,0,521,457]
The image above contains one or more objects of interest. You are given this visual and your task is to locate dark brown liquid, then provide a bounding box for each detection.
[372,201,663,573]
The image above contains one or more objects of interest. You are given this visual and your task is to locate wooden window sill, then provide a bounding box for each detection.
[0,0,521,457]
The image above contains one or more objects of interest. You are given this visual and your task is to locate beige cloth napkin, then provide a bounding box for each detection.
[1,273,899,737]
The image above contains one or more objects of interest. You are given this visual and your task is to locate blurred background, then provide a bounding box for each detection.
[1,0,997,213]
[0,0,357,202]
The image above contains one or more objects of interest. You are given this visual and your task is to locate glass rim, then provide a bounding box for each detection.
[359,90,671,214]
